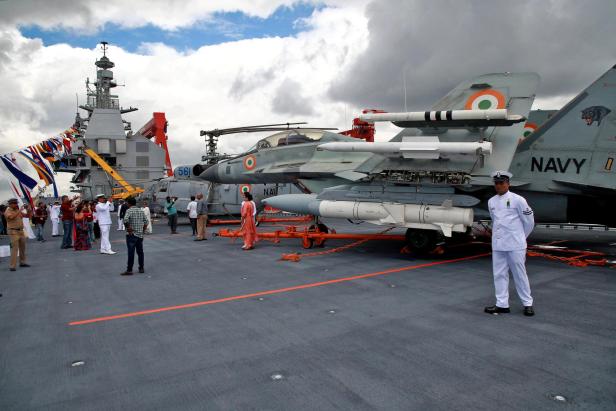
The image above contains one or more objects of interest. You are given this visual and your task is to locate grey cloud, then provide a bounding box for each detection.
[0,29,42,71]
[0,0,94,31]
[329,0,616,111]
[228,67,277,99]
[271,78,315,116]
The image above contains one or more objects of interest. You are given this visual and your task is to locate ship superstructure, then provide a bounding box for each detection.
[56,42,168,199]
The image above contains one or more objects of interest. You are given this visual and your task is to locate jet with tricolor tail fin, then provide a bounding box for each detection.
[200,67,616,250]
[199,72,536,243]
[505,65,616,226]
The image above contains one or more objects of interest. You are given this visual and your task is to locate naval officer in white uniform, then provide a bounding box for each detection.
[95,194,116,255]
[485,171,535,316]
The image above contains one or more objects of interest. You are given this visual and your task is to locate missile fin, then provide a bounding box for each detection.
[437,223,454,237]
[382,203,405,224]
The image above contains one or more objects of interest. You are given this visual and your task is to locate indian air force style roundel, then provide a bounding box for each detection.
[464,89,506,110]
[239,184,251,193]
[243,155,256,170]
[522,122,538,138]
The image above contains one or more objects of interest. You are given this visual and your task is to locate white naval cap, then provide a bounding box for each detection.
[96,193,106,198]
[491,170,512,182]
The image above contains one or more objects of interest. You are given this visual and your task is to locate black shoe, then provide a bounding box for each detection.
[138,268,144,273]
[194,239,202,241]
[9,268,16,272]
[20,264,31,267]
[523,306,535,316]
[121,271,134,276]
[484,305,510,314]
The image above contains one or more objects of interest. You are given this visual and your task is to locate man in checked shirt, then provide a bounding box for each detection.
[121,197,148,276]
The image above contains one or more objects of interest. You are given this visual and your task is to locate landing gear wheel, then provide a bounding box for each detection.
[405,229,438,254]
[309,223,329,248]
[302,236,314,249]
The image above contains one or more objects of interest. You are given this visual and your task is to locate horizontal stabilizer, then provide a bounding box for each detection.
[334,170,368,181]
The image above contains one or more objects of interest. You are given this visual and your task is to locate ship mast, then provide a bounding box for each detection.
[79,42,137,115]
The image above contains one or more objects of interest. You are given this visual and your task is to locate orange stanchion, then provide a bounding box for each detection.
[216,225,406,261]
[208,215,313,226]
[216,226,405,245]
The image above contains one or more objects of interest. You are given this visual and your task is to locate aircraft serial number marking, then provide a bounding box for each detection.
[531,157,586,174]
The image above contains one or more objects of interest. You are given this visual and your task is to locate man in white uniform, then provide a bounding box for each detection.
[49,201,61,237]
[117,200,125,231]
[96,194,116,255]
[485,171,535,317]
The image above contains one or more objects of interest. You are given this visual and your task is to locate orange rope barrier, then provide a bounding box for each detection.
[280,227,396,262]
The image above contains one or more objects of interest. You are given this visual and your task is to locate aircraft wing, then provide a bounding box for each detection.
[467,176,530,187]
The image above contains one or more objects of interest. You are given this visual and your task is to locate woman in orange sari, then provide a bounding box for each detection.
[240,192,257,250]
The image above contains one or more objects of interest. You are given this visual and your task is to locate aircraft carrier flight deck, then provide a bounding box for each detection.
[0,219,614,410]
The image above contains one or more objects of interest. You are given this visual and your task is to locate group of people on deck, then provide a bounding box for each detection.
[2,190,257,270]
[165,191,257,249]
[49,194,152,253]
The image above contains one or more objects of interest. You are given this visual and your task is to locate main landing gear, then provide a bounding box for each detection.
[405,228,441,254]
[305,221,330,249]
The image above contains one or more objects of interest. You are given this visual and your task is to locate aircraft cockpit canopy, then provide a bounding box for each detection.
[249,130,326,152]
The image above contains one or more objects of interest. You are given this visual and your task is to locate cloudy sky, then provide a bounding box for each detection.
[0,0,615,197]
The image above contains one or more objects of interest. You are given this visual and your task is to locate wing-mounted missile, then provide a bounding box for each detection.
[318,136,492,160]
[359,109,525,129]
[262,185,479,237]
[263,194,473,237]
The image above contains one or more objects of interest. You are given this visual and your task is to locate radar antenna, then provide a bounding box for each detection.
[101,41,108,56]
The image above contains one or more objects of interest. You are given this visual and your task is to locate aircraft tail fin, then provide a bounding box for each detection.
[513,65,616,191]
[387,72,540,175]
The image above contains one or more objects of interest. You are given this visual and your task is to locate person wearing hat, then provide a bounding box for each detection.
[4,198,31,271]
[485,171,535,316]
[50,200,61,237]
[95,194,116,255]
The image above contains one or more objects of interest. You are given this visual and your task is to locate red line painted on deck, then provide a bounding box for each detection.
[69,253,490,326]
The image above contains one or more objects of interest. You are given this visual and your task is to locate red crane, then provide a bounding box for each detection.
[138,112,174,177]
[340,109,386,142]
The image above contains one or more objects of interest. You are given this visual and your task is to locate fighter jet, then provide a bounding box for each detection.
[200,67,616,250]
[198,72,536,240]
[506,65,616,225]
[199,128,377,194]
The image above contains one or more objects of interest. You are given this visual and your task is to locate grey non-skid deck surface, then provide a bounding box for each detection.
[0,219,614,410]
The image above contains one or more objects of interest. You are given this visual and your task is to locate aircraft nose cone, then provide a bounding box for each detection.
[198,164,220,182]
[262,194,318,215]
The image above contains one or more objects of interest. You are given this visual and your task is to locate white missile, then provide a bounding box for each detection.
[318,137,492,159]
[262,194,474,237]
[358,109,526,127]
[361,109,508,122]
